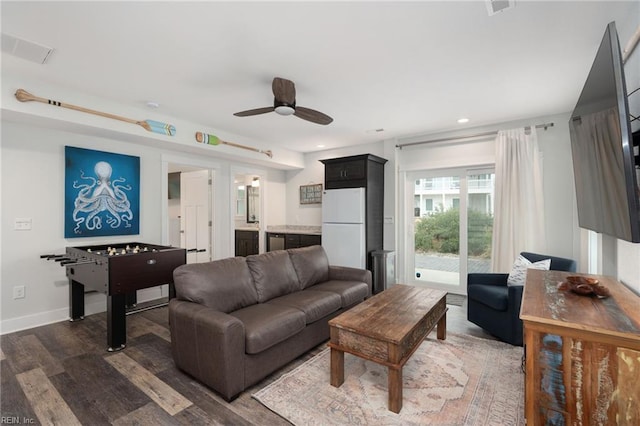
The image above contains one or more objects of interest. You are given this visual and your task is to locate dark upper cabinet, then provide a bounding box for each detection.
[321,154,386,190]
[235,230,259,256]
[323,158,367,187]
[320,154,387,271]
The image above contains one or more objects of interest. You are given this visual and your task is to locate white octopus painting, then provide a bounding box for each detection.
[65,146,140,237]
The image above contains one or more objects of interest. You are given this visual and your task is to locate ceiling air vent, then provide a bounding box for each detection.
[486,0,515,16]
[1,33,54,64]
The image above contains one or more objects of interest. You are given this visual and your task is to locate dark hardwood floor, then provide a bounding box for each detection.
[0,295,490,425]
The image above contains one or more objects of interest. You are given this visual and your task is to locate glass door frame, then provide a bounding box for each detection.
[403,166,494,295]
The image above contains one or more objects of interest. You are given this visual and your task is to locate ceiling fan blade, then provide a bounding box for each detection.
[233,106,275,117]
[294,106,333,125]
[272,77,296,105]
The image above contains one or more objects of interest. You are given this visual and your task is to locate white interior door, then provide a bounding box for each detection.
[180,170,211,263]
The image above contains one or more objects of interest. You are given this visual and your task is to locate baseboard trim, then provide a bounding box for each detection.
[0,287,164,335]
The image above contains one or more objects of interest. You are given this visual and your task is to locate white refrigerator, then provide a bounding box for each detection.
[322,188,366,269]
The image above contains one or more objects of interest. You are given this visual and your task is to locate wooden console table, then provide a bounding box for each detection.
[520,269,640,424]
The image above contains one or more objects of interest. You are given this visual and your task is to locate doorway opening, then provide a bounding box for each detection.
[167,163,213,264]
[233,173,261,256]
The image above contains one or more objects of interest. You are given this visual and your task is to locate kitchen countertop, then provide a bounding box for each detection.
[266,225,322,235]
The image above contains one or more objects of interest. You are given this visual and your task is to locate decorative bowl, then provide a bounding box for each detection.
[566,276,599,286]
[559,276,610,298]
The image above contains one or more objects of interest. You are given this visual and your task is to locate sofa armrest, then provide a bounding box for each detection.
[467,273,509,288]
[329,265,373,296]
[168,299,245,400]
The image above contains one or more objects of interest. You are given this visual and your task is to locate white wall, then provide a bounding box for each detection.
[287,107,639,293]
[2,11,639,333]
[284,142,385,226]
[0,119,287,333]
[396,112,579,265]
[1,121,164,331]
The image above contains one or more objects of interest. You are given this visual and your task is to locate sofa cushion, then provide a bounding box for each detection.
[230,304,305,354]
[246,250,301,302]
[287,245,330,289]
[173,257,258,313]
[266,290,341,324]
[310,280,369,307]
[467,284,509,311]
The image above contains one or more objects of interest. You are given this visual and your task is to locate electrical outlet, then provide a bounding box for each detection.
[13,286,25,299]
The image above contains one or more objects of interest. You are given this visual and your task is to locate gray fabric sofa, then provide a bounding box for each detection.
[168,245,371,400]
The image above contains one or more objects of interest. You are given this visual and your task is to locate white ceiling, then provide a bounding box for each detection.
[2,1,638,153]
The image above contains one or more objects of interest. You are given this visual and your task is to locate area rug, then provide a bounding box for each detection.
[253,332,524,425]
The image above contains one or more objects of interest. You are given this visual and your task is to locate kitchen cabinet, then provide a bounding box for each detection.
[323,158,367,187]
[235,230,258,256]
[520,269,640,425]
[285,233,322,249]
[299,234,321,247]
[266,232,321,251]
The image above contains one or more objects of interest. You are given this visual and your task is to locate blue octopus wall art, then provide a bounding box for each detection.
[65,146,140,238]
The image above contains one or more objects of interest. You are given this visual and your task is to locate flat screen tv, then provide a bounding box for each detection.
[569,21,640,243]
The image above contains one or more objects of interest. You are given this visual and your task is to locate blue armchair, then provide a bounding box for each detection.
[467,252,576,346]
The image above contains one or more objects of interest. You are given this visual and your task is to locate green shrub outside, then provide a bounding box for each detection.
[414,207,493,257]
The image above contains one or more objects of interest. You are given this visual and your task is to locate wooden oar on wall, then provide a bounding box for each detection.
[15,89,176,136]
[195,132,273,158]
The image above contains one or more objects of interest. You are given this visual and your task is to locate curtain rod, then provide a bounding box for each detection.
[396,122,555,149]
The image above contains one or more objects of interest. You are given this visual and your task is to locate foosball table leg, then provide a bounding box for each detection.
[125,291,137,308]
[107,294,127,352]
[69,279,85,321]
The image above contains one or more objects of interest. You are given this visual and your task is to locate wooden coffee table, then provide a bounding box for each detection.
[328,284,447,413]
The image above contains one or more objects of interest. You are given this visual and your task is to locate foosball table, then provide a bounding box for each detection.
[42,242,186,351]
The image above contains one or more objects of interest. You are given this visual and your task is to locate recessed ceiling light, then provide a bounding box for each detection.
[146,101,160,109]
[317,144,325,148]
[457,118,470,124]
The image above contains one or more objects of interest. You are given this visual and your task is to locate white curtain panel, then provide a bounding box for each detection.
[491,127,547,272]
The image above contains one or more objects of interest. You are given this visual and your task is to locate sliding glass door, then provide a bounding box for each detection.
[409,168,494,292]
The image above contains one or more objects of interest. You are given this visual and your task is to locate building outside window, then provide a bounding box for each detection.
[413,176,493,217]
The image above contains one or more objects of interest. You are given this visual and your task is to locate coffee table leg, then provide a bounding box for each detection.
[389,366,402,413]
[437,311,447,340]
[330,348,344,387]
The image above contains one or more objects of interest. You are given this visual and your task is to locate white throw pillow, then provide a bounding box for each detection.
[507,255,551,286]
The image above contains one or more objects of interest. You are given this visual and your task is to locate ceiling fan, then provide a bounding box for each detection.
[234,77,333,125]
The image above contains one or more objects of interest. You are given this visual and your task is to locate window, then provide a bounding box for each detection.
[424,198,433,211]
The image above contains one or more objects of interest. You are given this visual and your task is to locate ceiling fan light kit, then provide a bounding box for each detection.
[275,104,295,116]
[234,77,333,125]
